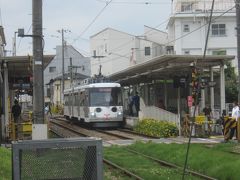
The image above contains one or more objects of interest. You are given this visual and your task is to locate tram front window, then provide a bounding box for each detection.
[89,87,122,106]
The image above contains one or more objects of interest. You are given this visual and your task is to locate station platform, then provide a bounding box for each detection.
[103,135,229,147]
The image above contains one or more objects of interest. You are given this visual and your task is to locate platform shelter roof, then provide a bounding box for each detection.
[108,54,235,86]
[0,55,55,77]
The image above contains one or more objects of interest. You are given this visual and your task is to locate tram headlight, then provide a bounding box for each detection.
[90,112,96,117]
[117,111,122,116]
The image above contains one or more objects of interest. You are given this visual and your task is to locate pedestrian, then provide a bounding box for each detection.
[202,105,213,135]
[128,92,133,116]
[12,100,22,124]
[203,105,212,121]
[133,92,140,117]
[230,101,239,139]
[157,99,165,109]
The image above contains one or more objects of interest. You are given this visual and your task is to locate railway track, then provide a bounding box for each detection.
[49,117,216,180]
[125,148,217,180]
[49,118,145,179]
[49,117,156,141]
[50,119,133,141]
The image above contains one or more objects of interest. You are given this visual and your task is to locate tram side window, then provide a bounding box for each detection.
[74,93,79,106]
[64,95,69,106]
[80,91,85,106]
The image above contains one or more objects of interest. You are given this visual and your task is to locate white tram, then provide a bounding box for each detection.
[64,82,123,127]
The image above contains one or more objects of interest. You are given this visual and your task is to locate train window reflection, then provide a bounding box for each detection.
[89,87,122,106]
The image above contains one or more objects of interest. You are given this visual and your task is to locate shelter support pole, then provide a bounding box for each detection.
[200,88,205,112]
[220,64,225,114]
[3,62,9,141]
[164,79,168,108]
[177,87,180,115]
[210,67,214,111]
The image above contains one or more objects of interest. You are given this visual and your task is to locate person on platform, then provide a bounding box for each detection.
[12,100,22,124]
[230,101,239,139]
[128,92,134,116]
[132,92,140,117]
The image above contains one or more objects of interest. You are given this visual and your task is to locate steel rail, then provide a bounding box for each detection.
[117,128,159,139]
[103,159,144,180]
[95,129,133,140]
[126,148,217,180]
[50,120,88,137]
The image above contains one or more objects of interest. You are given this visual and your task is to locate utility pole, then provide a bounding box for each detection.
[236,0,240,103]
[57,29,70,105]
[61,29,65,105]
[12,31,17,56]
[70,57,73,88]
[69,57,83,87]
[32,0,44,124]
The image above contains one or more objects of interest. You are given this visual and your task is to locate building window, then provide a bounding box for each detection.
[49,66,56,73]
[181,2,193,12]
[183,24,190,32]
[104,44,108,53]
[93,50,96,57]
[184,50,190,55]
[145,47,151,56]
[212,50,226,55]
[211,24,226,36]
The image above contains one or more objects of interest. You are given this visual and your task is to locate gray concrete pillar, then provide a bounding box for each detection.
[210,67,214,111]
[164,79,168,108]
[201,88,205,112]
[220,65,225,114]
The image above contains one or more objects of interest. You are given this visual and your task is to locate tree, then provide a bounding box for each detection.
[225,62,238,103]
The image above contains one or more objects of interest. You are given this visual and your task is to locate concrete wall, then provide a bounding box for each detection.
[90,28,166,76]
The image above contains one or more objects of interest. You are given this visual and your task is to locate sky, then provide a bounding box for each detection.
[0,0,172,57]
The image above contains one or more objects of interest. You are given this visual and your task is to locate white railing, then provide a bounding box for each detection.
[139,100,181,134]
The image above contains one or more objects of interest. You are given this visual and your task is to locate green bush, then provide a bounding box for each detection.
[134,118,178,138]
[51,105,63,114]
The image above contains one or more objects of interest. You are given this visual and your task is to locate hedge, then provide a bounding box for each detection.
[134,118,178,138]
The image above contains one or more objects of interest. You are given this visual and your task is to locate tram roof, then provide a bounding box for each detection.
[108,54,235,85]
[0,55,55,77]
[64,82,121,93]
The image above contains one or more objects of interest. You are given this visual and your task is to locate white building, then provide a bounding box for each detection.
[44,45,91,102]
[90,27,170,76]
[167,0,237,67]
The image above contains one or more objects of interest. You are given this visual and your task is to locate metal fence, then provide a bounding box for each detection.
[12,137,103,180]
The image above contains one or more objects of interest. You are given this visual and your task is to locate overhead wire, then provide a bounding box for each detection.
[182,0,215,179]
[71,0,113,45]
[17,24,32,53]
[92,5,235,65]
[96,0,170,5]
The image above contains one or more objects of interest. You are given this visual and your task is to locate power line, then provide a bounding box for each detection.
[96,0,170,5]
[182,0,215,179]
[134,5,236,53]
[93,5,236,65]
[106,18,170,54]
[17,24,32,52]
[71,0,113,45]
